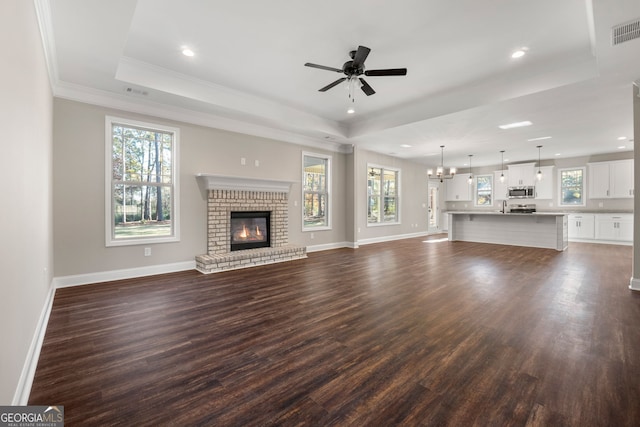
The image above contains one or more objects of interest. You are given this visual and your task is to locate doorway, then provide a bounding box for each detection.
[427,181,441,234]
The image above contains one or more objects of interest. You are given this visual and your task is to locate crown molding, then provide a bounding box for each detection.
[115,56,348,139]
[54,81,352,154]
[33,0,58,90]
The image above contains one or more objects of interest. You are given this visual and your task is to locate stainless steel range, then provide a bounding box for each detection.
[509,204,536,214]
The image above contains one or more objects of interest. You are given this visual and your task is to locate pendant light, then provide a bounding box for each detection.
[467,154,473,184]
[499,150,505,183]
[536,145,543,181]
[428,145,456,182]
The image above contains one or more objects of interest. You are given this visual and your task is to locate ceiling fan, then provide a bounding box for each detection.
[304,45,407,96]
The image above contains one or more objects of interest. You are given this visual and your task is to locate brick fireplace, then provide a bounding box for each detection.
[195,174,306,273]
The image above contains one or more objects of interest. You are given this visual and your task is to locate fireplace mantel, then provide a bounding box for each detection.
[196,173,295,193]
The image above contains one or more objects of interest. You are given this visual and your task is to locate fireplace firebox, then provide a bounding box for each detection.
[230,211,271,251]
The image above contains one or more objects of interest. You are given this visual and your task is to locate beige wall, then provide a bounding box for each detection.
[53,99,349,277]
[355,149,430,242]
[0,1,53,404]
[53,98,434,276]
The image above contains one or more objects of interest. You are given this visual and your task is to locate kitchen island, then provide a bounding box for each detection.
[448,212,568,251]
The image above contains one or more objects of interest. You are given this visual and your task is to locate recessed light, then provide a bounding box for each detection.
[618,145,626,149]
[555,153,562,156]
[347,108,355,114]
[499,120,532,130]
[400,144,412,148]
[511,47,528,59]
[181,47,195,57]
[617,136,627,140]
[527,136,552,141]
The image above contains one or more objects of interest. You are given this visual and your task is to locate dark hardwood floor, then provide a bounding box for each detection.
[30,237,640,426]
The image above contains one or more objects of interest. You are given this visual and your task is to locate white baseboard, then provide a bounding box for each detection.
[306,241,358,252]
[12,285,56,405]
[630,277,640,291]
[52,260,196,289]
[358,231,429,246]
[568,238,633,246]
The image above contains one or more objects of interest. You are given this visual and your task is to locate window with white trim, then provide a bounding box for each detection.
[475,175,493,206]
[558,167,585,206]
[105,116,180,246]
[367,165,400,224]
[303,152,331,230]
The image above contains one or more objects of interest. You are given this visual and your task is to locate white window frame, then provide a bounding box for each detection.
[474,174,493,207]
[557,167,586,207]
[105,116,180,246]
[302,151,332,231]
[367,164,401,226]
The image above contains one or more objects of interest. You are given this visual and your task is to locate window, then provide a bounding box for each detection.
[303,152,331,230]
[475,175,493,206]
[105,116,180,246]
[367,165,400,225]
[558,167,585,206]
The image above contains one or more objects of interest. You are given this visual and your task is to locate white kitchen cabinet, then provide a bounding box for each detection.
[508,163,535,187]
[445,174,472,201]
[595,214,633,242]
[588,159,634,199]
[493,170,509,200]
[534,166,554,199]
[568,214,595,239]
[588,162,610,198]
[611,159,634,198]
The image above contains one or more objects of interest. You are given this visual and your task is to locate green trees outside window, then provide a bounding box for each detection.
[560,168,584,205]
[107,117,179,245]
[475,175,493,206]
[303,154,330,229]
[367,166,399,224]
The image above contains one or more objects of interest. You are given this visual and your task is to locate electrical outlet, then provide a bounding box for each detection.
[241,157,246,165]
[254,160,260,167]
[294,201,298,206]
[144,247,151,256]
[310,233,314,239]
[599,202,604,208]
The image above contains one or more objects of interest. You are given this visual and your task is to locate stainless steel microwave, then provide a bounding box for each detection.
[508,186,535,199]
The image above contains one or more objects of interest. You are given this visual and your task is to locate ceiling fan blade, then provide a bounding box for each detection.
[359,78,375,96]
[319,77,347,92]
[364,68,408,76]
[352,46,371,68]
[304,63,343,73]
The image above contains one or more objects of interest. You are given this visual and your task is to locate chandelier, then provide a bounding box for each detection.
[428,145,456,182]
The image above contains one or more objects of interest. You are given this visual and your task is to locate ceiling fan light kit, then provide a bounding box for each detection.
[305,45,407,102]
